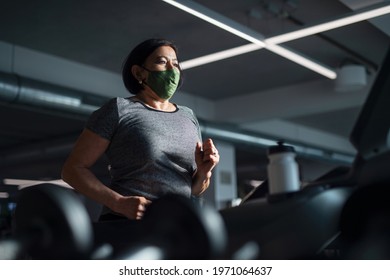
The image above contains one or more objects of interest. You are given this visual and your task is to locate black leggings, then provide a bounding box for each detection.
[98,213,128,222]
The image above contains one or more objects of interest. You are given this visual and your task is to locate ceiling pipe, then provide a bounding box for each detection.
[201,123,355,164]
[0,71,355,166]
[0,71,106,116]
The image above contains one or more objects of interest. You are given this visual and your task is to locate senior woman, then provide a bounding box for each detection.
[62,38,219,221]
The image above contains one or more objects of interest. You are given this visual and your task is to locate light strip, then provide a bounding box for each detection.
[266,3,390,44]
[265,44,337,78]
[162,0,266,46]
[166,0,390,78]
[181,43,263,69]
[163,0,336,79]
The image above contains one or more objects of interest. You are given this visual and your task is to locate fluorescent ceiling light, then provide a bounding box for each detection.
[265,2,390,44]
[180,43,263,69]
[165,0,390,78]
[162,0,266,46]
[266,44,337,78]
[163,0,336,79]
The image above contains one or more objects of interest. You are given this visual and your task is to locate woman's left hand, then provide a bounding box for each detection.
[194,138,220,179]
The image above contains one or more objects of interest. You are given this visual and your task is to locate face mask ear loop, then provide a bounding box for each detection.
[140,65,151,86]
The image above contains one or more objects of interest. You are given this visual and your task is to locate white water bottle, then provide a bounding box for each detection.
[267,141,300,195]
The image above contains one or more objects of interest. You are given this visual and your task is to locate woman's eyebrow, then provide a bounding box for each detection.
[155,55,178,62]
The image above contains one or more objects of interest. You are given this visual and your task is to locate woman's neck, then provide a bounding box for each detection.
[134,92,176,112]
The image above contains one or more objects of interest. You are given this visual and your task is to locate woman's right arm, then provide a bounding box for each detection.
[61,129,150,219]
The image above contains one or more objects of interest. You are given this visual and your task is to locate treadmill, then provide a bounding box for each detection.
[220,45,390,260]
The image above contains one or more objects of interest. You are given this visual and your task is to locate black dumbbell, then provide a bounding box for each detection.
[0,183,94,259]
[115,195,227,260]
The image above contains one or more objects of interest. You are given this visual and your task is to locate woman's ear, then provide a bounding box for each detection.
[131,65,144,82]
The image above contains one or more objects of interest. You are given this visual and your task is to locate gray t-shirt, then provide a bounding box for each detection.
[86,97,202,202]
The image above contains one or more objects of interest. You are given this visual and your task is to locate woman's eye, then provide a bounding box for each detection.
[156,59,167,65]
[154,58,179,68]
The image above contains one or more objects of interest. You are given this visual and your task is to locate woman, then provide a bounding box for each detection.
[61,38,220,221]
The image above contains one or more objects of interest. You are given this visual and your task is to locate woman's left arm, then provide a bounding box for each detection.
[192,138,220,196]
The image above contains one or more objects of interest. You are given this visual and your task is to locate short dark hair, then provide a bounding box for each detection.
[122,38,183,95]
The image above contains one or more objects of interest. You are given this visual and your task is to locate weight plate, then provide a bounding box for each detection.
[143,195,227,259]
[13,183,94,259]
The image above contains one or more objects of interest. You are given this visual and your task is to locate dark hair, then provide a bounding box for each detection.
[122,38,183,95]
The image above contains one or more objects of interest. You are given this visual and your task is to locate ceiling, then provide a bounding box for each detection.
[1,0,390,189]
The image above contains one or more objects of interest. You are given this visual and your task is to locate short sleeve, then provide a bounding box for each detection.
[85,98,119,140]
[178,105,202,141]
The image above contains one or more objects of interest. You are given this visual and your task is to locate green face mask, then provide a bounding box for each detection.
[144,68,180,100]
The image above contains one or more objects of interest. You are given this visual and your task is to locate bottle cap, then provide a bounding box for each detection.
[267,141,295,155]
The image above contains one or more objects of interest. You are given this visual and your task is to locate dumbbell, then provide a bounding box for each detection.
[0,183,94,259]
[115,195,228,260]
